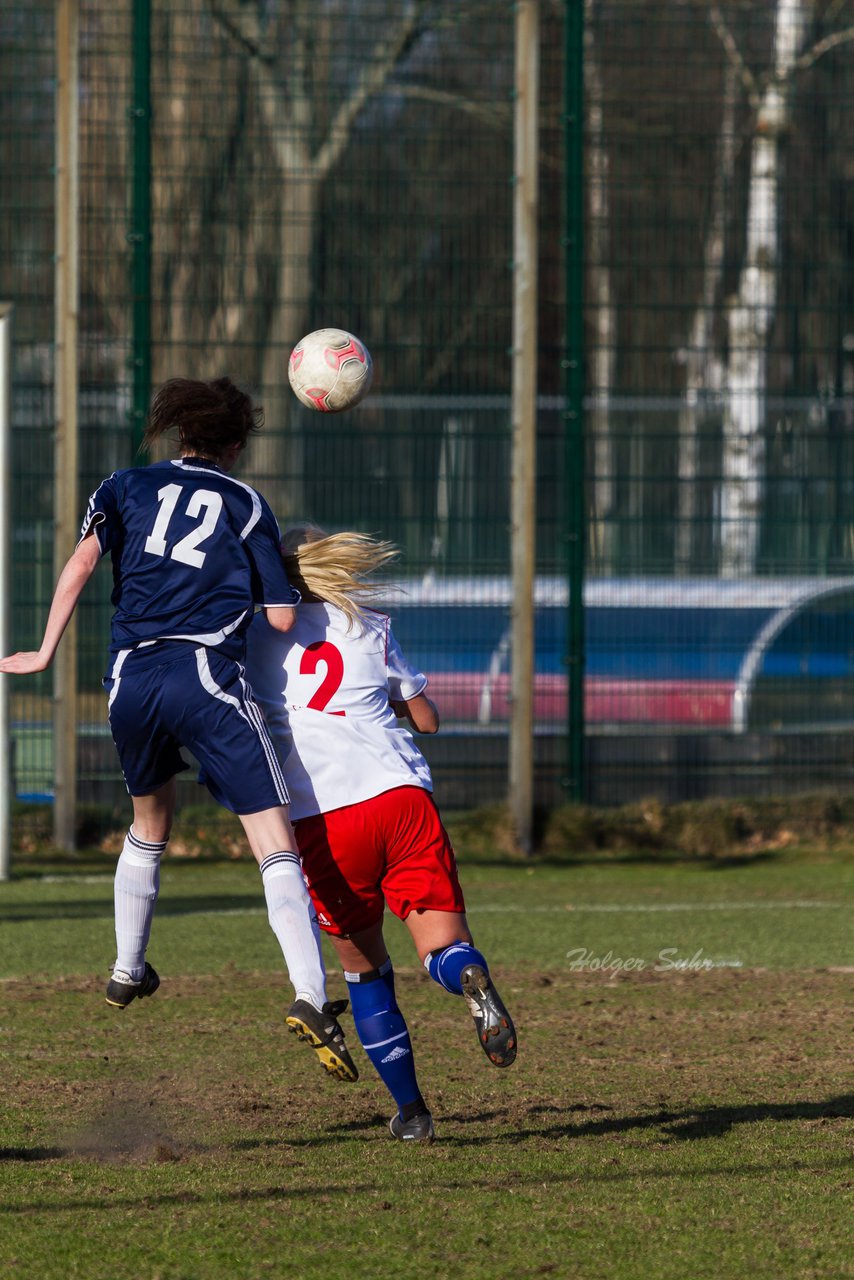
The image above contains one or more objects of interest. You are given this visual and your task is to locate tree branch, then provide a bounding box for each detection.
[709,4,761,111]
[789,23,854,76]
[312,2,426,181]
[823,0,849,26]
[390,83,511,130]
[422,265,506,391]
[211,0,312,167]
[209,0,273,66]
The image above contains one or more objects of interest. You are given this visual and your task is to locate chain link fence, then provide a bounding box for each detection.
[2,0,854,835]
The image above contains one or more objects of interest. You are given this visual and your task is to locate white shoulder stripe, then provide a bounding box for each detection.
[171,459,265,541]
[77,509,107,550]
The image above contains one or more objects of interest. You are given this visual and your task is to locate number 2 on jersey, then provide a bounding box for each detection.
[144,483,224,568]
[301,641,346,715]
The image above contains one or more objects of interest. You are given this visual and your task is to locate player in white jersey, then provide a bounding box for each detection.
[0,380,356,1082]
[246,527,517,1141]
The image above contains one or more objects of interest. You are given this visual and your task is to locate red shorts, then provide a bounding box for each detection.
[293,786,466,937]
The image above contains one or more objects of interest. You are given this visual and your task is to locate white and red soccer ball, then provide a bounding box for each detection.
[287,327,373,413]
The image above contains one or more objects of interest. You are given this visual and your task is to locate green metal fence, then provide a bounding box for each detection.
[2,0,854,833]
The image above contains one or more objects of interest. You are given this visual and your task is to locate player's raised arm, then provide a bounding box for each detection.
[0,532,102,675]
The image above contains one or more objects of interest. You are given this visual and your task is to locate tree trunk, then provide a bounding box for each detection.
[675,59,737,573]
[584,0,616,572]
[719,0,810,578]
[211,0,424,522]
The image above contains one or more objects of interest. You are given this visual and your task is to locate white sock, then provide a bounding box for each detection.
[113,827,166,980]
[259,852,327,1009]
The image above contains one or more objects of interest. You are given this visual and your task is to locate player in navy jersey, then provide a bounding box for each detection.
[0,378,356,1082]
[245,526,517,1141]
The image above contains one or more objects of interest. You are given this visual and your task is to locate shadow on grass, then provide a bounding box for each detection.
[0,894,265,924]
[438,1093,854,1144]
[0,846,823,872]
[1,1096,851,1215]
[231,1112,391,1150]
[0,1147,65,1162]
[526,849,785,870]
[176,1093,854,1152]
[3,1150,853,1215]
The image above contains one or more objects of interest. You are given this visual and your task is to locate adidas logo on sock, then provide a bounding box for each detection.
[381,1044,410,1064]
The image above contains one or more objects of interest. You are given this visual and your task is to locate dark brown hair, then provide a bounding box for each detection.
[142,377,264,459]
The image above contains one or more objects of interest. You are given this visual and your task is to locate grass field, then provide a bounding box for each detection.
[2,843,852,1280]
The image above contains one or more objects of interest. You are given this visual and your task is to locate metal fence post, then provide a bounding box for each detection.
[130,0,151,461]
[564,0,586,803]
[54,0,79,851]
[509,0,540,853]
[0,303,12,880]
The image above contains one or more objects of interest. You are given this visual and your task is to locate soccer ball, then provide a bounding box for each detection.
[287,327,373,413]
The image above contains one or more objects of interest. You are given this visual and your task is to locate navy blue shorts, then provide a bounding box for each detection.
[104,642,289,814]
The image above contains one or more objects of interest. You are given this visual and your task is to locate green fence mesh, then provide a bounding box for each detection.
[1,3,57,806]
[2,0,854,830]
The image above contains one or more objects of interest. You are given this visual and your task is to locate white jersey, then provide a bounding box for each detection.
[245,602,433,820]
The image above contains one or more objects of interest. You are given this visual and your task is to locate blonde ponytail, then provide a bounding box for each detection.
[282,526,398,629]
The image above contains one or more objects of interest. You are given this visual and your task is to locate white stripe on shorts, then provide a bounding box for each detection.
[194,647,289,805]
[237,667,292,798]
[106,648,132,712]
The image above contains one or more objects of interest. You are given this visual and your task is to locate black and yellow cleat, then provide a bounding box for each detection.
[105,961,160,1009]
[461,964,517,1067]
[285,998,359,1082]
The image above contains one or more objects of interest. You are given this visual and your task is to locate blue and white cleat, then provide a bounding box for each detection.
[461,964,517,1067]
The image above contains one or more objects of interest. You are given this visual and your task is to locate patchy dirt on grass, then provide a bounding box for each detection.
[2,967,852,1166]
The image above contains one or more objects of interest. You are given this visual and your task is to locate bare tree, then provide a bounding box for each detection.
[674,38,738,573]
[207,0,426,516]
[73,0,514,550]
[714,0,854,575]
[716,0,811,576]
[584,0,617,571]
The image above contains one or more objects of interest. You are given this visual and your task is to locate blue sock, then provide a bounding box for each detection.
[424,942,489,996]
[346,960,425,1117]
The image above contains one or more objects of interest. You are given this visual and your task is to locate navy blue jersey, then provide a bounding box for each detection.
[80,457,298,659]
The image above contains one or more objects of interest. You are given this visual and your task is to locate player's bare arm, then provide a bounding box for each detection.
[265,604,298,633]
[0,532,101,674]
[391,692,440,734]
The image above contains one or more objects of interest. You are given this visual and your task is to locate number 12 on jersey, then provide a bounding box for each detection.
[144,483,224,569]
